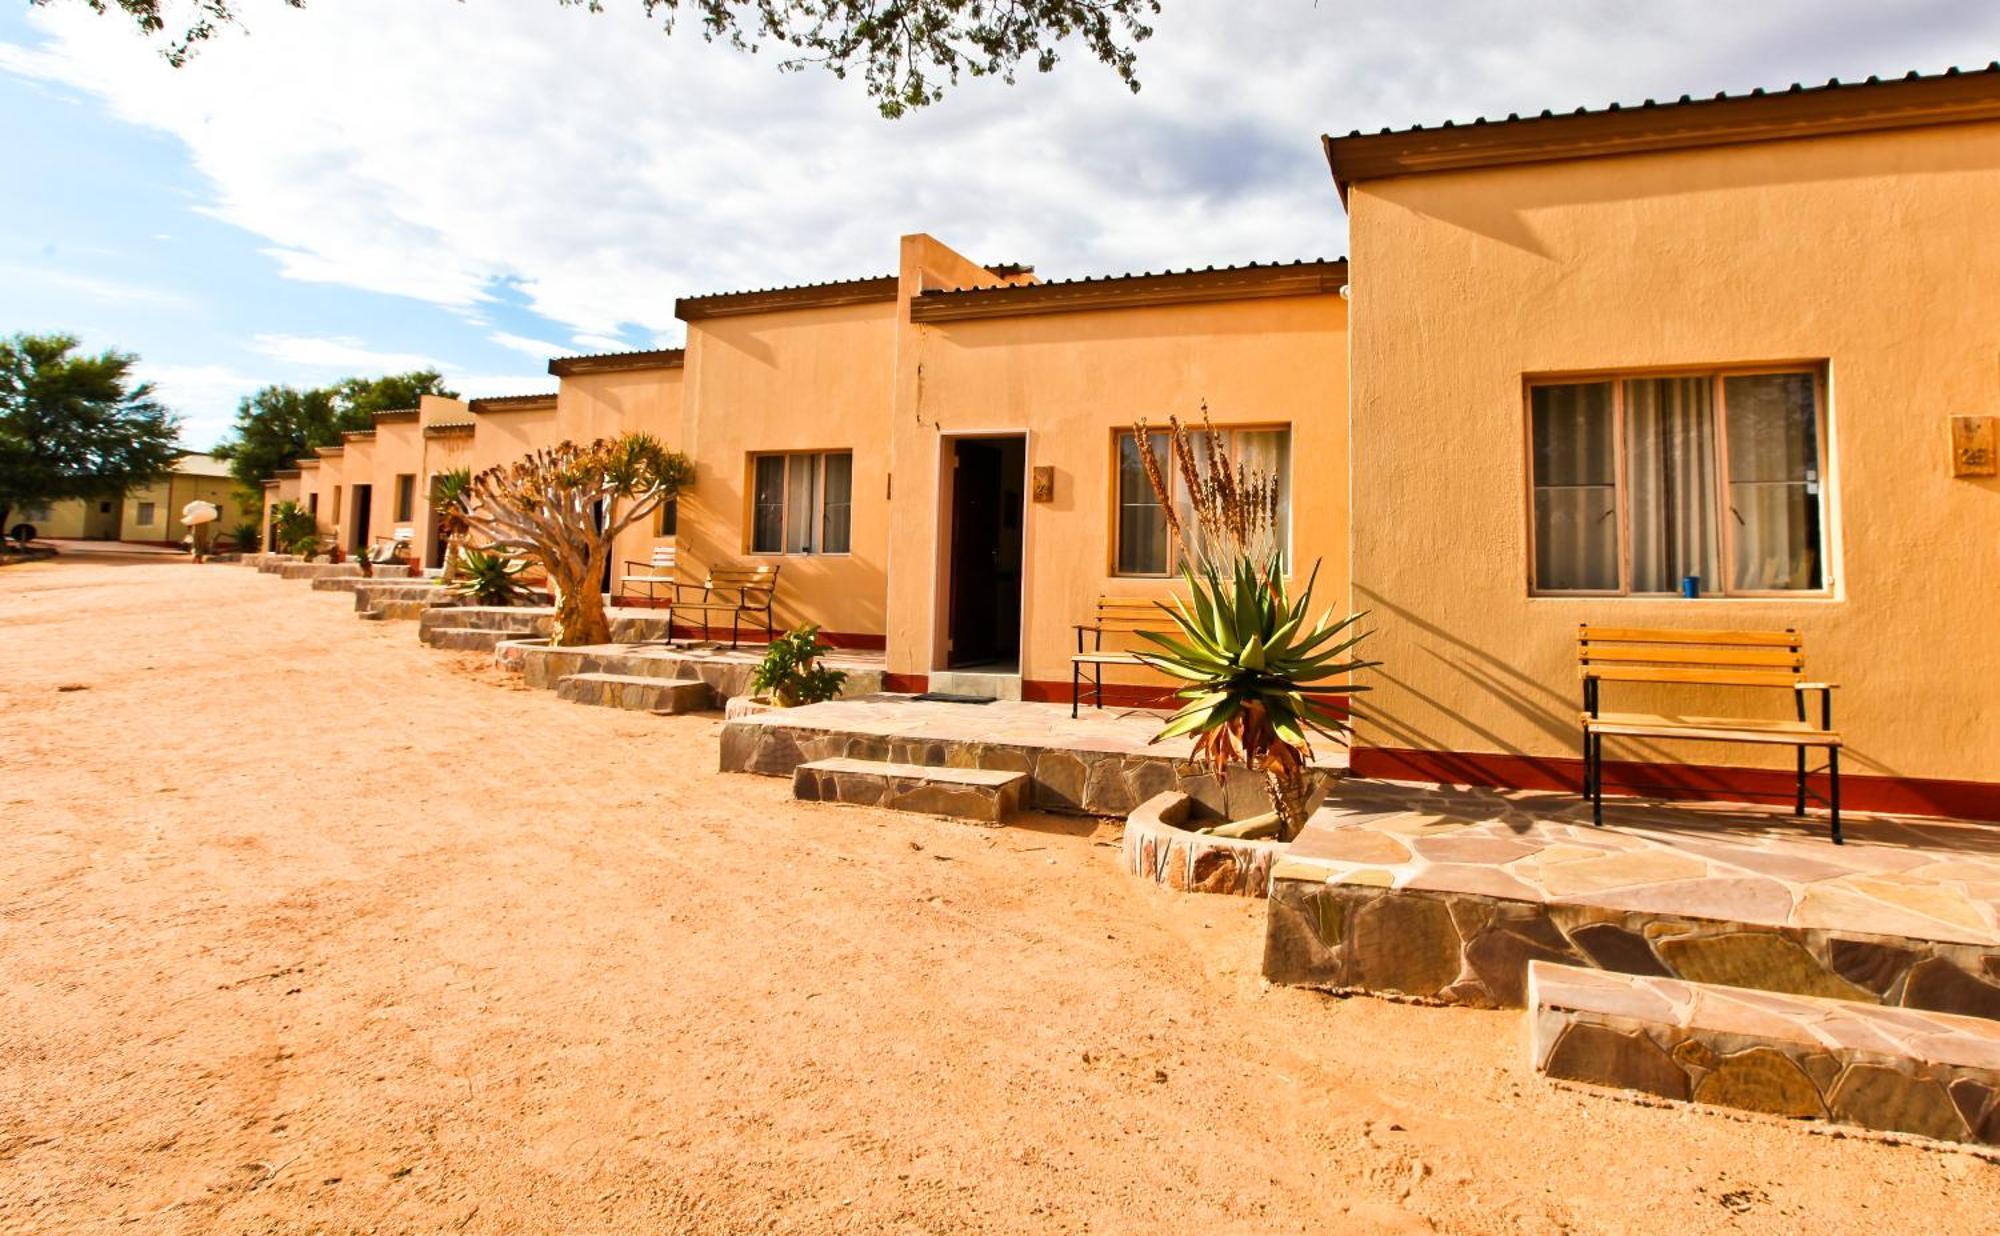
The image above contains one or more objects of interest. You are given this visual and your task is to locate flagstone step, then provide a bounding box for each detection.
[555,672,713,713]
[1528,961,2000,1148]
[425,628,525,652]
[792,757,1027,823]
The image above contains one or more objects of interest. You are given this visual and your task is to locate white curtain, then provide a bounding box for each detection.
[1724,373,1823,590]
[1625,377,1720,593]
[820,453,853,554]
[1531,383,1619,590]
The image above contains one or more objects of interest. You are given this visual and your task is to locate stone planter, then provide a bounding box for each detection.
[724,695,779,721]
[1122,790,1288,898]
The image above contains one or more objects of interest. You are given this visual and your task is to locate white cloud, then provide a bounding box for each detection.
[249,333,440,371]
[6,0,1999,350]
[490,330,571,360]
[0,261,192,309]
[136,361,259,450]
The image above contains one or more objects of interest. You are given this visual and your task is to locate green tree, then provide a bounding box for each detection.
[332,370,454,422]
[0,332,181,537]
[212,369,454,489]
[46,0,1160,117]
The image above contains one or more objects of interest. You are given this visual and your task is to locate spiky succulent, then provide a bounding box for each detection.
[1135,553,1374,840]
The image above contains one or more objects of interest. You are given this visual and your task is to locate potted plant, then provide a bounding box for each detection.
[734,625,848,716]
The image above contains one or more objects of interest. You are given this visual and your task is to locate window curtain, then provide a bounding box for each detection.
[1530,383,1618,590]
[783,453,819,554]
[751,455,785,553]
[820,453,853,554]
[1116,430,1169,575]
[1724,373,1823,590]
[1625,377,1720,593]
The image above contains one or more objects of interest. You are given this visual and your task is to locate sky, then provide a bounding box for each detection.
[4,1,1997,449]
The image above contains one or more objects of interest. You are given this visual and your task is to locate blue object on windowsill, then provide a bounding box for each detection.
[1681,575,1701,599]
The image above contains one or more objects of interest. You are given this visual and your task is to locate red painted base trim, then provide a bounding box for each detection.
[882,672,928,694]
[1351,746,2000,824]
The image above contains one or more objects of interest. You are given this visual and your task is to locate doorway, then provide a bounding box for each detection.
[349,484,372,554]
[944,435,1026,670]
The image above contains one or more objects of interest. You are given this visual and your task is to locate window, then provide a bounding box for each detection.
[135,502,157,526]
[656,497,678,537]
[394,474,416,522]
[750,452,851,555]
[1113,426,1292,576]
[1528,370,1827,595]
[99,501,112,514]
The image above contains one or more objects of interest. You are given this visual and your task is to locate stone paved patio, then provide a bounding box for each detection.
[1265,781,2000,1015]
[720,695,1347,818]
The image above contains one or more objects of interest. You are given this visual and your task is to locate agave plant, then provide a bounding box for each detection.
[1136,553,1372,841]
[447,546,532,607]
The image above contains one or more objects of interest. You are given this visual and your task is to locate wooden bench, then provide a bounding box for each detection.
[1072,596,1181,718]
[1578,625,1841,842]
[668,565,780,649]
[618,544,678,605]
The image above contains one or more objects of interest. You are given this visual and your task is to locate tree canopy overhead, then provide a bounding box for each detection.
[0,332,182,536]
[211,369,456,490]
[44,0,1161,117]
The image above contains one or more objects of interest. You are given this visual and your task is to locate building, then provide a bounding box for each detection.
[1324,67,2000,818]
[18,452,255,545]
[260,64,2000,820]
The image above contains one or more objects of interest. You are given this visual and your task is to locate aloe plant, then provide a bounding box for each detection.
[1136,552,1373,842]
[447,546,531,607]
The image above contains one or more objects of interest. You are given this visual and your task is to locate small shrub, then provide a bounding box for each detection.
[448,546,531,606]
[228,522,261,552]
[750,625,848,707]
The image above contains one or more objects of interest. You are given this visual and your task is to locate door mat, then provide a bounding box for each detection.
[912,692,998,705]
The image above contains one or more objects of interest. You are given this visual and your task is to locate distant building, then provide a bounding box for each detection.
[17,453,257,546]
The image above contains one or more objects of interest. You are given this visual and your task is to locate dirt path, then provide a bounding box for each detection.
[0,555,1990,1234]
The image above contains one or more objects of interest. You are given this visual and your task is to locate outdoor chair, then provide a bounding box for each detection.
[618,544,678,606]
[666,564,780,649]
[1578,624,1841,842]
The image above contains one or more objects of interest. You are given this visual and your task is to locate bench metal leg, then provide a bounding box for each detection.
[1795,745,1807,816]
[1071,664,1081,719]
[1590,734,1605,827]
[1828,747,1842,845]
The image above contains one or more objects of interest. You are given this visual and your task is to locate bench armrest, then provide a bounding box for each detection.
[1793,682,1839,691]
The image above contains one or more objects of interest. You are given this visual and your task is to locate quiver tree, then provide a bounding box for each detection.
[457,435,693,646]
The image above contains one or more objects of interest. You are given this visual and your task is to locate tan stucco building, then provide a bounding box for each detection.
[24,452,255,545]
[1325,69,2000,818]
[258,65,2000,820]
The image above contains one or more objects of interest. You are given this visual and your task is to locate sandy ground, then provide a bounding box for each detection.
[0,552,1992,1235]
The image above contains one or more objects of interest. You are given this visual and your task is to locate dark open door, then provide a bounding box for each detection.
[946,436,1025,669]
[349,484,372,553]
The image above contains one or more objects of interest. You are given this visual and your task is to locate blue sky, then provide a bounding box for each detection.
[5,1,1997,449]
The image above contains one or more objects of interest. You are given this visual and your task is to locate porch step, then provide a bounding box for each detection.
[792,757,1026,823]
[1528,961,2000,1148]
[555,672,711,713]
[426,628,520,653]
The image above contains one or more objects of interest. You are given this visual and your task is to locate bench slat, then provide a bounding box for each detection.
[1581,646,1805,669]
[1579,625,1799,647]
[1582,665,1804,688]
[1583,711,1840,746]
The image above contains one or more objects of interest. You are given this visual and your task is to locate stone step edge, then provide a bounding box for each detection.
[558,672,709,688]
[1527,960,2000,1147]
[794,757,1028,788]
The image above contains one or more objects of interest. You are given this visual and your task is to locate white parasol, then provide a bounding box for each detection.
[182,500,221,526]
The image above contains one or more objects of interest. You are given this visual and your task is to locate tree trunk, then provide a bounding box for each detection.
[549,560,610,646]
[439,534,462,583]
[1263,767,1311,843]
